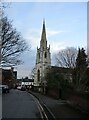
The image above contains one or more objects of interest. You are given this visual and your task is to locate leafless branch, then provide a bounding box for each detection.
[1,16,29,66]
[55,47,77,68]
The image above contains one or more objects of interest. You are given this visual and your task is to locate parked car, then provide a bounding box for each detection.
[21,85,26,91]
[17,86,21,90]
[0,85,10,93]
[17,85,26,91]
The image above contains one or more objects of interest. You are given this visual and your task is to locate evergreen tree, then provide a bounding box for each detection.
[74,48,88,91]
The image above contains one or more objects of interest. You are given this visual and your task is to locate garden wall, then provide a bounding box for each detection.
[47,88,89,114]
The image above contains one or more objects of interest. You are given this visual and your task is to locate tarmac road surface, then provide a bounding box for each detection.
[2,89,44,119]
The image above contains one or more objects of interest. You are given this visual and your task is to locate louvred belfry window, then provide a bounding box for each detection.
[37,69,40,81]
[45,52,47,58]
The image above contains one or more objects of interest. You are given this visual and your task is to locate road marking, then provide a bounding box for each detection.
[37,99,48,120]
[30,93,48,120]
[43,103,56,120]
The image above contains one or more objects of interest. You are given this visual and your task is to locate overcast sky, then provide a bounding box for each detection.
[5,2,87,79]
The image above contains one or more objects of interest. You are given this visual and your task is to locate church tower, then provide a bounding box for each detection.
[34,20,51,87]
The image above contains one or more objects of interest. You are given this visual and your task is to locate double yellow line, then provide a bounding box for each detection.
[30,93,48,120]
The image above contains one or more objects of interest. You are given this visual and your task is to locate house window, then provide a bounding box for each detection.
[37,69,40,81]
[45,52,47,58]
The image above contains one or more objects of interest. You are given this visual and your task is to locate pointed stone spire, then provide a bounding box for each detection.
[43,19,46,33]
[40,19,47,49]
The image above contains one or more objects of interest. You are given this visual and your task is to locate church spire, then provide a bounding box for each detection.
[40,19,47,49]
[43,19,46,32]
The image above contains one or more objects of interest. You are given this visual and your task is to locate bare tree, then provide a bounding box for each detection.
[55,47,77,68]
[30,67,36,80]
[1,16,28,66]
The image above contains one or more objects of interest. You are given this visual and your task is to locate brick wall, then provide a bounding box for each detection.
[47,88,89,113]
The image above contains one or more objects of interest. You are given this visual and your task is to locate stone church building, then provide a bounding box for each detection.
[34,20,51,88]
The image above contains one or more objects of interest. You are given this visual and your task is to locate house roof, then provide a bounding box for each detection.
[22,79,34,82]
[2,69,17,78]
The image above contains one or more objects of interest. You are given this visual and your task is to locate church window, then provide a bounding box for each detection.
[45,52,47,58]
[37,69,40,81]
[39,53,40,59]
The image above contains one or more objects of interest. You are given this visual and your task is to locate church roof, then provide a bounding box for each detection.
[46,66,72,73]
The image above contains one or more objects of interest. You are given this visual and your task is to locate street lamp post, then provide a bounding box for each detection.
[43,80,47,95]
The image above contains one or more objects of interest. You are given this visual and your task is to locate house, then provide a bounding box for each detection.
[21,78,34,88]
[2,67,17,88]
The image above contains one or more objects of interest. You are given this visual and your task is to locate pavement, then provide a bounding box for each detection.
[29,90,89,119]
